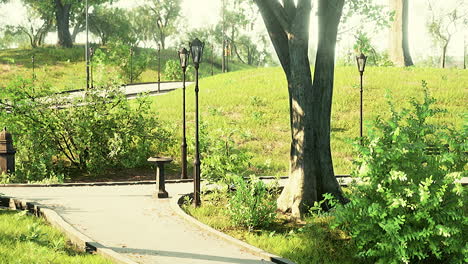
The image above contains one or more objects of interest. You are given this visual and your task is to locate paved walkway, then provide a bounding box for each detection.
[0,183,273,264]
[61,82,193,100]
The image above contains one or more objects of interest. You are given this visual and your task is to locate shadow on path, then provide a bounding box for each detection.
[109,247,271,264]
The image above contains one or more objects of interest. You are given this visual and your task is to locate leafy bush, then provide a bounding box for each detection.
[338,30,393,67]
[333,87,467,264]
[228,175,277,231]
[0,77,172,182]
[194,125,252,184]
[94,41,149,83]
[164,59,194,81]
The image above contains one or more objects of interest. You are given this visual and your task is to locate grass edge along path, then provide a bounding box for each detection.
[0,208,115,264]
[182,193,362,264]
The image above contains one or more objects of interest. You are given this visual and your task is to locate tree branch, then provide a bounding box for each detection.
[253,0,291,77]
[268,0,292,33]
[283,0,296,18]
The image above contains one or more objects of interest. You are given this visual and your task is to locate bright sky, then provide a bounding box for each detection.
[1,0,466,61]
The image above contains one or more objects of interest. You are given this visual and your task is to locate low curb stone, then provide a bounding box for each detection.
[169,193,297,264]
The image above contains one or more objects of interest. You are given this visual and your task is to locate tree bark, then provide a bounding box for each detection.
[389,0,413,66]
[441,42,448,68]
[55,0,73,48]
[255,0,346,218]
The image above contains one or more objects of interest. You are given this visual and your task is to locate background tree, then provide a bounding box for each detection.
[89,7,135,45]
[336,0,394,67]
[3,2,53,48]
[140,0,181,49]
[21,0,112,48]
[254,0,347,218]
[426,0,468,68]
[5,15,52,48]
[388,0,413,66]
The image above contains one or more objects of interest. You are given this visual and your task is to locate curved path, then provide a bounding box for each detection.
[61,81,193,100]
[0,183,273,264]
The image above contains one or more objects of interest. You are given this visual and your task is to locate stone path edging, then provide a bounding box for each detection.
[0,179,193,188]
[169,193,297,264]
[0,196,138,264]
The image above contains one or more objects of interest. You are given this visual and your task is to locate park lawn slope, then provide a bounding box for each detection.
[0,209,113,264]
[152,66,467,176]
[0,46,251,92]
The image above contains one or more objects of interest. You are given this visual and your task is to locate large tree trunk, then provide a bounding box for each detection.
[255,0,346,219]
[55,0,73,48]
[389,0,413,66]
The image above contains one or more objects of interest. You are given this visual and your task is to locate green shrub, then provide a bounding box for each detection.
[332,87,467,264]
[0,77,172,182]
[94,41,149,83]
[228,175,277,231]
[164,59,194,81]
[194,125,252,184]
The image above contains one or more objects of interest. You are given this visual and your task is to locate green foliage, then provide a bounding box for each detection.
[228,175,277,231]
[332,87,467,263]
[342,0,393,29]
[196,125,252,184]
[137,0,182,49]
[94,41,149,83]
[89,7,136,45]
[352,30,393,67]
[0,77,172,182]
[163,59,194,81]
[185,194,359,264]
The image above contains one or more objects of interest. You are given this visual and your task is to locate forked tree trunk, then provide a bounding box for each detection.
[255,0,346,218]
[55,0,73,48]
[441,43,448,68]
[389,0,414,66]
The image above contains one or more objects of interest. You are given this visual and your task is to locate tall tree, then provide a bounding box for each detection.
[141,0,181,49]
[89,7,134,45]
[21,0,112,48]
[54,0,73,47]
[254,0,346,218]
[426,0,468,68]
[4,1,53,48]
[388,0,413,66]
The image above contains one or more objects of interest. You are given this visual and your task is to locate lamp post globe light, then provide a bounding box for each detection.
[178,47,189,180]
[356,53,367,145]
[190,38,204,207]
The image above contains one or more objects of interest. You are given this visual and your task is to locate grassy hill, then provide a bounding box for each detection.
[1,47,466,177]
[0,46,252,91]
[152,66,467,176]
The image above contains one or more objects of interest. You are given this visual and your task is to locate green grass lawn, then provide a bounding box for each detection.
[0,209,113,264]
[152,66,467,176]
[1,47,465,177]
[183,192,362,264]
[0,46,252,92]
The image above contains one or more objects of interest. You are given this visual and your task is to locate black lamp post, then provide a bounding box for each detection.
[31,55,35,82]
[130,47,134,84]
[190,38,204,207]
[85,0,89,90]
[89,47,94,88]
[356,53,367,145]
[178,47,189,180]
[211,43,214,76]
[158,43,161,93]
